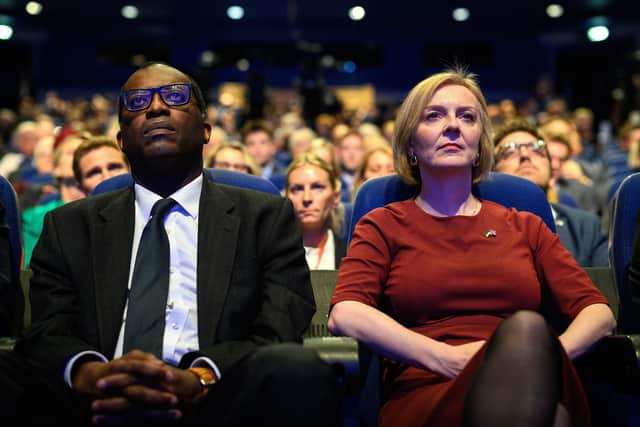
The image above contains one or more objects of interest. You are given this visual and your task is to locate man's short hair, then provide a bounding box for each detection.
[241,119,273,142]
[492,118,542,147]
[542,131,573,157]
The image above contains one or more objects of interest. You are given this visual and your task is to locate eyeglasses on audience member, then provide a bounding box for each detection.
[497,140,547,160]
[120,83,192,112]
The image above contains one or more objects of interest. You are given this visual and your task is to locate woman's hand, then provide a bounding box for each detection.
[426,340,486,379]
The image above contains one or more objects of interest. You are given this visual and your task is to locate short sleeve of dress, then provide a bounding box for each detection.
[330,206,394,309]
[528,213,610,319]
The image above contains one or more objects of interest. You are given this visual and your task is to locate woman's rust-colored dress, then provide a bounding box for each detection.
[330,200,609,427]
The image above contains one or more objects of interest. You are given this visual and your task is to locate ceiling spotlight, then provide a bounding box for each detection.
[546,4,563,18]
[452,8,470,22]
[200,50,216,67]
[586,25,609,42]
[227,6,245,20]
[25,1,43,15]
[121,5,139,19]
[348,6,365,21]
[0,24,13,40]
[237,58,250,71]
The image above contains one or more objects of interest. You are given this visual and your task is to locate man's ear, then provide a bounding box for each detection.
[203,123,212,145]
[116,130,124,150]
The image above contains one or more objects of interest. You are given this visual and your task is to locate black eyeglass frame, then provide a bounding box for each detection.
[120,83,193,112]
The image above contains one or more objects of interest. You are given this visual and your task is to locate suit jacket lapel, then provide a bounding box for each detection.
[197,181,239,346]
[93,189,135,356]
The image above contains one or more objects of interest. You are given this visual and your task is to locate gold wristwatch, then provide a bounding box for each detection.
[188,367,217,398]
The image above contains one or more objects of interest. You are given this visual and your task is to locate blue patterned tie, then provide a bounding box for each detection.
[123,198,176,358]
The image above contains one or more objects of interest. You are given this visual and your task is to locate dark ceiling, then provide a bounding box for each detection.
[0,0,638,117]
[3,0,640,43]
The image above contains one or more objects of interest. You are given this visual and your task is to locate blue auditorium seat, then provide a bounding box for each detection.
[348,172,555,242]
[92,168,281,196]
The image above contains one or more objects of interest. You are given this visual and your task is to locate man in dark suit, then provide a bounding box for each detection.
[0,62,340,426]
[493,118,608,267]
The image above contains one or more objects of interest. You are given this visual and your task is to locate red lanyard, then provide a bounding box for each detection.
[313,231,329,269]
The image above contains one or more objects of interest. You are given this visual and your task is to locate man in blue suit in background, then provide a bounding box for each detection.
[493,119,608,267]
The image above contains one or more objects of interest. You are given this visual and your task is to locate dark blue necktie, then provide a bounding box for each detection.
[123,198,177,358]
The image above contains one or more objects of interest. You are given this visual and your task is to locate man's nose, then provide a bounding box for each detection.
[146,93,168,115]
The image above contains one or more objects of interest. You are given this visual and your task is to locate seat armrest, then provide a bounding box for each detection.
[303,336,359,376]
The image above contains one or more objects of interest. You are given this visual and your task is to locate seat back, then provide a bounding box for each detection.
[348,172,556,242]
[0,175,23,336]
[609,172,640,333]
[91,168,281,196]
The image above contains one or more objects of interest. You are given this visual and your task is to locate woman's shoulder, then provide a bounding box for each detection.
[363,198,416,220]
[481,199,549,232]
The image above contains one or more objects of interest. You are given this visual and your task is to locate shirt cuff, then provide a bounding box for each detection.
[190,356,222,381]
[64,351,108,387]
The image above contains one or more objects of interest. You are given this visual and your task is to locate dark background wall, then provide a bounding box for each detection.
[0,0,638,124]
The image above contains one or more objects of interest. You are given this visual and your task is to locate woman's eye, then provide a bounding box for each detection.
[424,111,441,121]
[460,112,477,122]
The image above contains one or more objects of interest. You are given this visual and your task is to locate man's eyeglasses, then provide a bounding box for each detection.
[120,83,192,112]
[497,140,547,160]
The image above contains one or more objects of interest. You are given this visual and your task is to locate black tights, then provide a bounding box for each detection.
[463,311,565,427]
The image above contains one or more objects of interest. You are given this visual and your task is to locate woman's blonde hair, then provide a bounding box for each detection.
[392,67,494,187]
[284,152,344,236]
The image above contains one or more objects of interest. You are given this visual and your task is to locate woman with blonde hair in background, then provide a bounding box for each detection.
[285,153,346,269]
[351,144,395,200]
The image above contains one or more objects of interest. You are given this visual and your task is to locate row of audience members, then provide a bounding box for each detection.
[4,111,615,272]
[0,62,638,426]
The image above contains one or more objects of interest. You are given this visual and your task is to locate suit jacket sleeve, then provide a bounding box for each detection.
[14,205,101,378]
[180,190,315,375]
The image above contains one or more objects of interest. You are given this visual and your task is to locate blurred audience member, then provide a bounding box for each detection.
[330,123,350,145]
[352,145,395,199]
[308,137,341,177]
[285,153,346,269]
[201,125,227,167]
[242,119,286,179]
[335,131,366,202]
[382,120,395,144]
[572,107,596,156]
[0,121,39,180]
[314,113,336,139]
[22,137,85,267]
[288,127,316,161]
[545,133,601,215]
[208,142,260,175]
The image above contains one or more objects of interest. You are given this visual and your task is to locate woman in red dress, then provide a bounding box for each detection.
[328,68,616,427]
